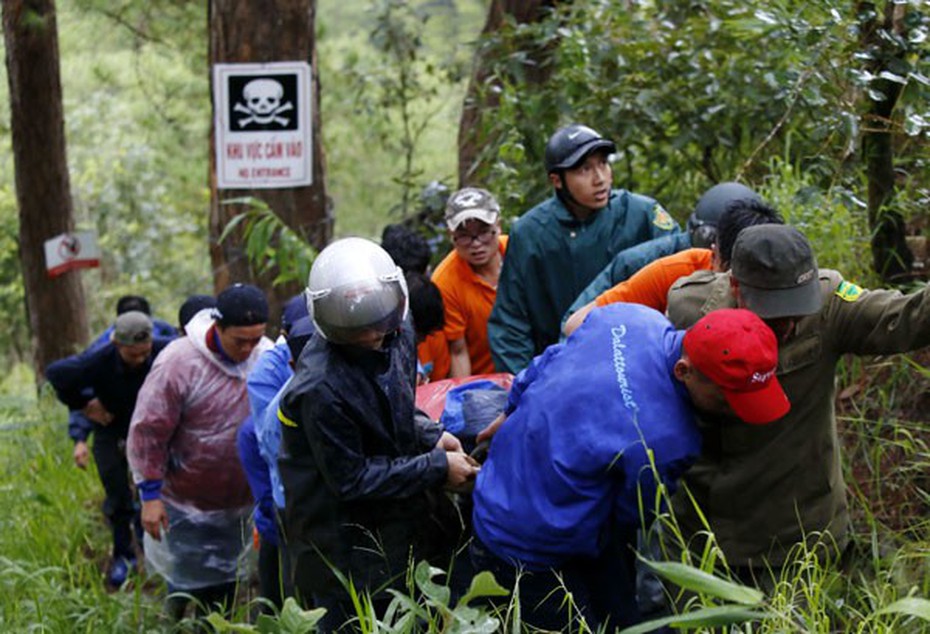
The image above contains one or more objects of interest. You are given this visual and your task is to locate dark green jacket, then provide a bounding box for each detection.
[488,189,679,374]
[560,232,693,335]
[666,269,930,567]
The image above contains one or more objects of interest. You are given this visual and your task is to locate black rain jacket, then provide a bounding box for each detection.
[278,321,458,599]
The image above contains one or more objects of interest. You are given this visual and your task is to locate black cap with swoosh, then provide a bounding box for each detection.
[544,124,616,173]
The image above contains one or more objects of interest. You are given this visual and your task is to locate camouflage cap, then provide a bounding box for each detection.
[444,188,500,231]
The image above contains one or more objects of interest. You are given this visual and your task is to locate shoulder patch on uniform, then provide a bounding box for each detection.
[277,407,298,428]
[652,205,675,231]
[835,280,863,302]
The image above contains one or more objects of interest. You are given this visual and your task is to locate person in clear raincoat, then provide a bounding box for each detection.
[128,284,273,621]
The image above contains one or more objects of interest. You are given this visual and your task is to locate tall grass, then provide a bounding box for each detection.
[0,369,166,632]
[3,1,930,629]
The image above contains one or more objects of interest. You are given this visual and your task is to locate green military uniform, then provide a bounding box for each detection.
[666,268,930,567]
[488,190,679,374]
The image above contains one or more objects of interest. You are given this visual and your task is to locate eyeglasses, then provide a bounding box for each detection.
[452,226,497,247]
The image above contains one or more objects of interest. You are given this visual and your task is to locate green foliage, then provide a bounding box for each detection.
[0,186,29,362]
[207,561,509,633]
[207,597,325,633]
[346,561,507,633]
[0,379,165,631]
[407,561,508,632]
[0,0,211,350]
[475,0,930,230]
[339,0,461,216]
[620,606,771,634]
[876,596,930,622]
[759,153,875,282]
[319,0,482,235]
[60,0,212,330]
[637,558,765,606]
[69,0,207,73]
[220,198,317,287]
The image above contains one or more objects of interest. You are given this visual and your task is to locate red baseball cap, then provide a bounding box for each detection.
[682,308,789,425]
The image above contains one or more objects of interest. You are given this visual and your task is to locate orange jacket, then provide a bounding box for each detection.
[596,248,713,314]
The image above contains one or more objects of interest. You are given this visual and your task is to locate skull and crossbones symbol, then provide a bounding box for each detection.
[234,78,293,128]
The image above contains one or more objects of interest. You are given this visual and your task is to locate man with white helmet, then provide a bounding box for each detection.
[277,238,478,631]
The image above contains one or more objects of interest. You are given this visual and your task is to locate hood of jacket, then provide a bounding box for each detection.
[184,309,273,380]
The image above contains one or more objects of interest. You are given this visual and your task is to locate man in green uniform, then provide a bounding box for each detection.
[488,123,680,374]
[665,223,930,580]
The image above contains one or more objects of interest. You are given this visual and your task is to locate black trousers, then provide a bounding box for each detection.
[92,431,139,559]
[257,538,284,612]
[467,528,642,632]
[166,582,239,623]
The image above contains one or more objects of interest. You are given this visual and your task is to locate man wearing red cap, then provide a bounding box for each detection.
[665,223,930,585]
[471,303,787,631]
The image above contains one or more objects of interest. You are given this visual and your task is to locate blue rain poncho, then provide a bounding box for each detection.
[474,303,702,568]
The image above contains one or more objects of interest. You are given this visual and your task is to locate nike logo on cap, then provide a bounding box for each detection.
[568,131,582,140]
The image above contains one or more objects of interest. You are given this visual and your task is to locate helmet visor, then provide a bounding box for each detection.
[311,278,406,345]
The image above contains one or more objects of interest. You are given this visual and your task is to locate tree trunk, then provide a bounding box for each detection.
[457,0,560,186]
[208,0,329,321]
[859,1,913,282]
[3,0,88,382]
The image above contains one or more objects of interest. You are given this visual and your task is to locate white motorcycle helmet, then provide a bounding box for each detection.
[306,237,409,345]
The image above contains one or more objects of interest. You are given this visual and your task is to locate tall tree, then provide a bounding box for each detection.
[859,0,914,282]
[3,0,88,380]
[208,0,329,317]
[457,0,559,186]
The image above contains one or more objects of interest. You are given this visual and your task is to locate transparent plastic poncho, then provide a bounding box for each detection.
[143,501,255,589]
[128,310,272,588]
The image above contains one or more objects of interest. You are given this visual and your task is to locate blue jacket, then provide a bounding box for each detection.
[256,381,289,509]
[67,321,177,442]
[48,339,171,440]
[245,342,293,513]
[248,341,293,424]
[237,416,278,545]
[473,303,702,568]
[488,190,680,374]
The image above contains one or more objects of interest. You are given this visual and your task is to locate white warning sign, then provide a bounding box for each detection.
[213,61,312,189]
[44,231,101,278]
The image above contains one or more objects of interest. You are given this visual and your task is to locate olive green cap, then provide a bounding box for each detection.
[731,224,823,319]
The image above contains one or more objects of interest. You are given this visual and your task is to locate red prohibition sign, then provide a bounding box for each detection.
[58,235,81,261]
